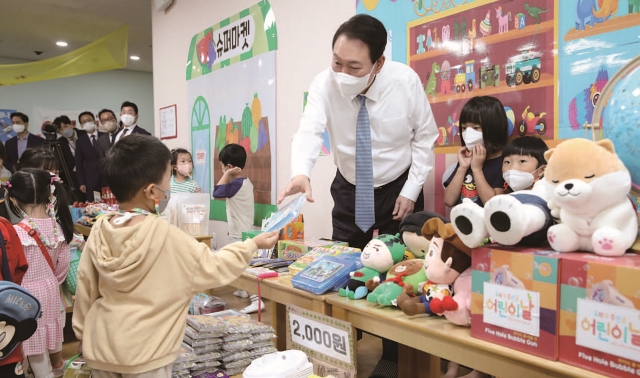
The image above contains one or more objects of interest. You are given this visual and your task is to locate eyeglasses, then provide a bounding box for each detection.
[100,117,116,123]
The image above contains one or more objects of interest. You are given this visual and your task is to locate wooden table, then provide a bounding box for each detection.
[327,296,605,378]
[229,273,334,351]
[74,224,213,248]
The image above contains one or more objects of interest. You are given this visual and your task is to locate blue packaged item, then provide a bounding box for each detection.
[261,194,306,233]
[291,252,363,295]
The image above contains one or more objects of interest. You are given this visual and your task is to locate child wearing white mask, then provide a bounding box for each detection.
[443,96,509,207]
[170,148,201,193]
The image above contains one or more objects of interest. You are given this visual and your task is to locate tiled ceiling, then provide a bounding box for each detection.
[0,0,153,72]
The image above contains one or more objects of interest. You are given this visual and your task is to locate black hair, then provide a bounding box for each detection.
[103,134,171,202]
[14,148,58,173]
[52,116,71,130]
[171,148,192,175]
[219,144,247,169]
[459,96,509,155]
[10,112,28,123]
[98,109,116,121]
[0,169,74,243]
[502,136,549,168]
[332,14,387,63]
[121,101,138,115]
[0,140,5,161]
[399,211,449,244]
[78,111,94,123]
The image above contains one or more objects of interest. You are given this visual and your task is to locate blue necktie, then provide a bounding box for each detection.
[355,95,375,232]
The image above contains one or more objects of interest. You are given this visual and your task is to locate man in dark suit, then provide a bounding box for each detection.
[75,112,106,202]
[113,101,151,145]
[52,115,87,201]
[3,112,44,173]
[96,109,121,159]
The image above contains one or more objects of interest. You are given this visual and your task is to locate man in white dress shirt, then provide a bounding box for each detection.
[280,14,438,250]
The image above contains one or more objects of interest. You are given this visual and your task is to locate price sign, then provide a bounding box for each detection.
[195,149,206,165]
[287,304,355,375]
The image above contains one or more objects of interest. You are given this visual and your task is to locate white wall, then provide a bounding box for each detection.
[152,0,355,246]
[0,57,154,133]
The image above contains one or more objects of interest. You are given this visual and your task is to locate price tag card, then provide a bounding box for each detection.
[287,304,356,377]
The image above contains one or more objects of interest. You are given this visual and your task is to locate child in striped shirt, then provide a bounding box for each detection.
[170,148,201,193]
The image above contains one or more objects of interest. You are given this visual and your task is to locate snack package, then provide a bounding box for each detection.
[250,346,277,357]
[193,351,222,361]
[172,360,196,372]
[174,344,197,364]
[193,344,223,354]
[189,293,226,315]
[176,193,210,236]
[222,358,251,370]
[186,315,228,333]
[190,338,223,348]
[222,339,253,352]
[220,350,251,363]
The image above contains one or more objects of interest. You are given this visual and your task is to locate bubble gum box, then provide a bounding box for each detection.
[277,239,347,260]
[559,253,640,377]
[471,246,563,360]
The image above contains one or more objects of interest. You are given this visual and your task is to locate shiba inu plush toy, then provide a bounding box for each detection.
[544,139,637,256]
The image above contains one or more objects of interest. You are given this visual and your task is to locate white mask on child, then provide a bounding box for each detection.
[462,128,484,151]
[176,164,192,177]
[503,169,536,191]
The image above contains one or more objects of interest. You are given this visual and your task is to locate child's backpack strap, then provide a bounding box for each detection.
[0,220,13,282]
[15,222,55,272]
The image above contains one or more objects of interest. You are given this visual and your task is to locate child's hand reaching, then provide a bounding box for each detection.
[253,231,279,249]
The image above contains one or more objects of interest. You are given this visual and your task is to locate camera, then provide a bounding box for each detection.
[41,121,59,141]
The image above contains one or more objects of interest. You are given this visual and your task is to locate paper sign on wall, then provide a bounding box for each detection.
[576,299,640,363]
[287,304,355,377]
[483,282,541,337]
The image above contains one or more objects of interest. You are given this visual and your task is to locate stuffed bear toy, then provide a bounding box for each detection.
[450,179,554,248]
[399,211,449,258]
[544,139,637,256]
[365,259,427,307]
[396,218,472,316]
[338,234,405,300]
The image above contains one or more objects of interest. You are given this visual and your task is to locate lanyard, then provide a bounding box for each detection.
[113,208,154,225]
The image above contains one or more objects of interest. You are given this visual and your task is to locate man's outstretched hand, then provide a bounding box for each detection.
[277,175,314,204]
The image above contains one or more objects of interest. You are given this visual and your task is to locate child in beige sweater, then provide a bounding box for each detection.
[72,134,278,377]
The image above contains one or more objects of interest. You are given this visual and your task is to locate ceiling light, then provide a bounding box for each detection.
[130,55,140,60]
[56,41,68,47]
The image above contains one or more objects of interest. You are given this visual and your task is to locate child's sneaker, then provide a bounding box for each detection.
[52,360,66,378]
[240,295,265,314]
[233,289,249,298]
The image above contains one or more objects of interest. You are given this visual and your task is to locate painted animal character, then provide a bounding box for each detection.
[442,25,451,44]
[480,10,492,36]
[425,61,440,97]
[496,6,512,34]
[544,139,638,256]
[592,0,619,20]
[338,234,406,299]
[432,27,440,47]
[630,0,640,13]
[468,19,477,49]
[575,0,604,30]
[366,259,427,307]
[396,218,472,317]
[524,3,550,24]
[440,60,451,95]
[568,67,608,131]
[416,34,426,54]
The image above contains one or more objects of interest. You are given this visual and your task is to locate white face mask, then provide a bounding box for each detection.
[462,128,484,150]
[176,163,193,177]
[61,128,74,138]
[332,64,376,97]
[103,121,118,133]
[503,169,538,191]
[12,124,25,134]
[82,122,96,133]
[121,114,135,127]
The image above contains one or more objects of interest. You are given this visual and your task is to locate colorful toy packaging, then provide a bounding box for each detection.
[288,245,360,275]
[279,214,304,240]
[471,246,562,360]
[291,253,363,295]
[277,239,347,260]
[558,253,640,377]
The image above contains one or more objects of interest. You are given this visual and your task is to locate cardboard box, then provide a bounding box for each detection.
[471,246,562,360]
[279,214,304,240]
[558,253,640,377]
[278,239,347,260]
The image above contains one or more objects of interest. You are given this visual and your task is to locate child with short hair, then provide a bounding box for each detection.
[72,135,278,377]
[212,144,260,312]
[0,169,73,378]
[170,148,201,193]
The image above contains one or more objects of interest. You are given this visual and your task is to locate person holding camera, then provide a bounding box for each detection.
[3,112,44,173]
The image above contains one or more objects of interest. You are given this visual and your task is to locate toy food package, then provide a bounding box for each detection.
[277,238,348,260]
[291,252,363,295]
[558,253,640,378]
[279,214,304,240]
[176,193,210,236]
[288,245,361,275]
[471,245,563,360]
[189,293,226,315]
[186,314,228,333]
